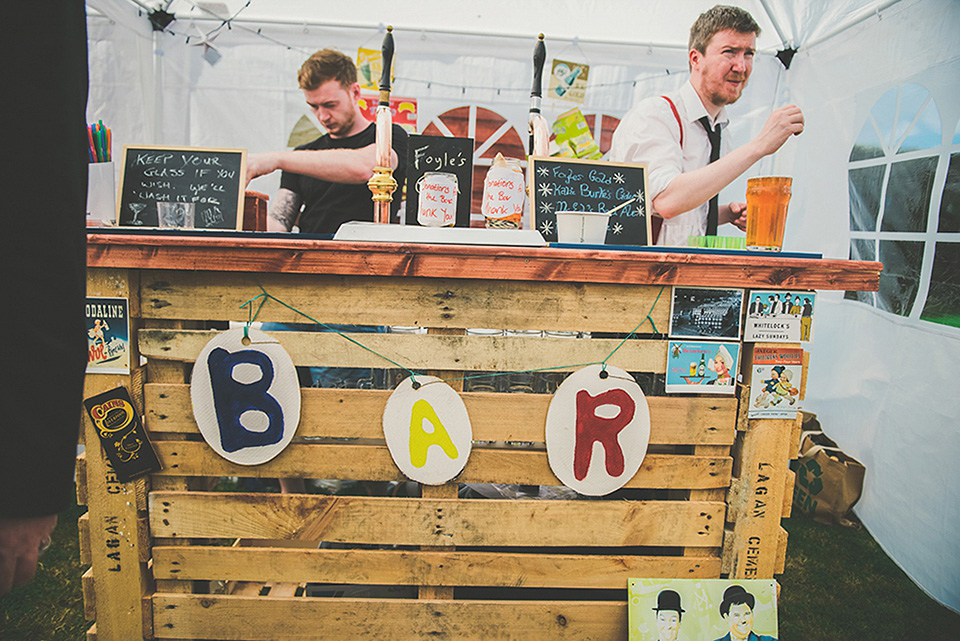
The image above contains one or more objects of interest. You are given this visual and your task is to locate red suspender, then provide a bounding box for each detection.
[651,95,683,245]
[662,95,683,146]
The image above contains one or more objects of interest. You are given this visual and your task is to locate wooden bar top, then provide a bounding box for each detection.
[87,232,881,291]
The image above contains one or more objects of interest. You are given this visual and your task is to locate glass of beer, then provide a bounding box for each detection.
[745,176,792,251]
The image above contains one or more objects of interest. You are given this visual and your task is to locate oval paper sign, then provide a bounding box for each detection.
[190,328,301,465]
[545,364,650,496]
[383,375,472,485]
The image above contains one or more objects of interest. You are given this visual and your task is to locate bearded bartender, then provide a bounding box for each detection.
[246,48,408,233]
[609,5,803,246]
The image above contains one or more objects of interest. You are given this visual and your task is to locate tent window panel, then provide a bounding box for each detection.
[880,156,937,233]
[845,239,877,304]
[877,240,924,316]
[848,165,885,232]
[937,152,960,233]
[895,85,939,154]
[850,121,885,161]
[920,242,960,328]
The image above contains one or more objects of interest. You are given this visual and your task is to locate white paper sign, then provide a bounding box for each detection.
[190,328,301,465]
[481,165,525,220]
[417,172,458,227]
[383,375,472,485]
[545,364,650,496]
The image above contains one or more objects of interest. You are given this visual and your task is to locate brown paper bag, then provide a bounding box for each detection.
[792,414,865,526]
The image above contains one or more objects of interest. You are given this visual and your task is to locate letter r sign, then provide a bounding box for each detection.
[545,365,650,496]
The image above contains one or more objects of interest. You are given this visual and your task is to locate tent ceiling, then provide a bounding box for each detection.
[137,0,903,53]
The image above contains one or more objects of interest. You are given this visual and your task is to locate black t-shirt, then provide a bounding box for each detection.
[279,122,408,234]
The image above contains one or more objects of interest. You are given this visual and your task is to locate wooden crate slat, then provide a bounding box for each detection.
[152,593,626,641]
[145,384,738,446]
[150,492,724,547]
[150,441,731,489]
[139,270,671,332]
[138,328,668,373]
[152,546,721,587]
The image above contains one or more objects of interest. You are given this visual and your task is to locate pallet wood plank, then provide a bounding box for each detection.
[150,492,724,547]
[83,268,151,641]
[137,328,668,374]
[144,384,738,446]
[152,593,627,641]
[726,416,797,579]
[149,441,731,490]
[138,269,671,332]
[152,546,720,586]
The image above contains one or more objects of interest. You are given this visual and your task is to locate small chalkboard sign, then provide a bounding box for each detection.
[404,134,474,228]
[528,156,651,245]
[117,145,246,229]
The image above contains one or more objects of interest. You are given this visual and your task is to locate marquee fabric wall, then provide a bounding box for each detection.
[84,0,959,612]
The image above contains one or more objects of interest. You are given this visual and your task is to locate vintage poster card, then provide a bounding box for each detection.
[669,287,745,340]
[356,47,385,91]
[86,297,130,375]
[548,58,589,103]
[551,107,602,159]
[665,341,740,394]
[746,345,803,419]
[744,290,816,342]
[358,94,418,133]
[83,386,162,482]
[628,578,779,641]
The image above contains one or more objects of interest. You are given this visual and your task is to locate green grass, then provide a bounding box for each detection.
[0,501,88,641]
[780,515,960,640]
[1,495,958,640]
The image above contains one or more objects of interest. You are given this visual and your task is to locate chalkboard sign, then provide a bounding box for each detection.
[117,145,246,229]
[528,156,651,245]
[404,134,474,228]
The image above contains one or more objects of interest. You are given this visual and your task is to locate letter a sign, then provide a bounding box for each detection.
[191,328,300,465]
[383,375,472,485]
[545,364,650,496]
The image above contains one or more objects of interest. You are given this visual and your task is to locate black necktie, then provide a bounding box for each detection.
[698,116,721,236]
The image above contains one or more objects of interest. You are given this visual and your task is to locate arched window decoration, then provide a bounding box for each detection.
[846,84,960,329]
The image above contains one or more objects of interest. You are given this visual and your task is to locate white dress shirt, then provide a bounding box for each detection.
[609,81,731,246]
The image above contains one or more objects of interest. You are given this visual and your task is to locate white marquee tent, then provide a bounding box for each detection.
[85,0,960,612]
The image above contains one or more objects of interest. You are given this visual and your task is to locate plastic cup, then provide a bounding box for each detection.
[555,211,611,244]
[157,202,195,228]
[745,176,792,251]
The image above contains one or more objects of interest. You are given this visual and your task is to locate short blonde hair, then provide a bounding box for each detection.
[298,49,357,91]
[689,5,760,54]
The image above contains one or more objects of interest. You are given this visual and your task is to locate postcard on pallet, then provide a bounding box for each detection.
[628,578,779,641]
[745,344,804,419]
[86,296,130,375]
[744,290,816,343]
[669,286,744,340]
[665,341,740,394]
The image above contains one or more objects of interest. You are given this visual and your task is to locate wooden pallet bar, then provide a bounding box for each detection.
[78,233,881,641]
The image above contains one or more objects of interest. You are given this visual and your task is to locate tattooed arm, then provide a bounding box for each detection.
[267,188,303,232]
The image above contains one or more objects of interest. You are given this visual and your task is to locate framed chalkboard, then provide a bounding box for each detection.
[528,156,651,245]
[117,145,246,229]
[404,134,474,228]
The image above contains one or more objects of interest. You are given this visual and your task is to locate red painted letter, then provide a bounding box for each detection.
[574,389,635,481]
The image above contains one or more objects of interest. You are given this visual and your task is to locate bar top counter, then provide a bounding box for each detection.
[86,231,882,292]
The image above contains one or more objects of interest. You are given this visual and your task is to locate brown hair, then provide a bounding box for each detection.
[297,49,357,91]
[689,5,761,54]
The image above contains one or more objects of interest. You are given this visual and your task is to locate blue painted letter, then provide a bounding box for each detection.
[209,347,283,452]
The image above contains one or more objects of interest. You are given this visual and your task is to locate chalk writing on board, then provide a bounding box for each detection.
[528,156,651,246]
[118,146,246,230]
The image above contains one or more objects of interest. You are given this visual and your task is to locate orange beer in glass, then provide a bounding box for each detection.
[745,176,792,251]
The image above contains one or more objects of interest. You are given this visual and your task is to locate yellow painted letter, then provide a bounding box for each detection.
[409,399,459,468]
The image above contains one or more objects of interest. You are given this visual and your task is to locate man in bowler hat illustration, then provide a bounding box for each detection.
[713,584,776,641]
[652,589,684,641]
